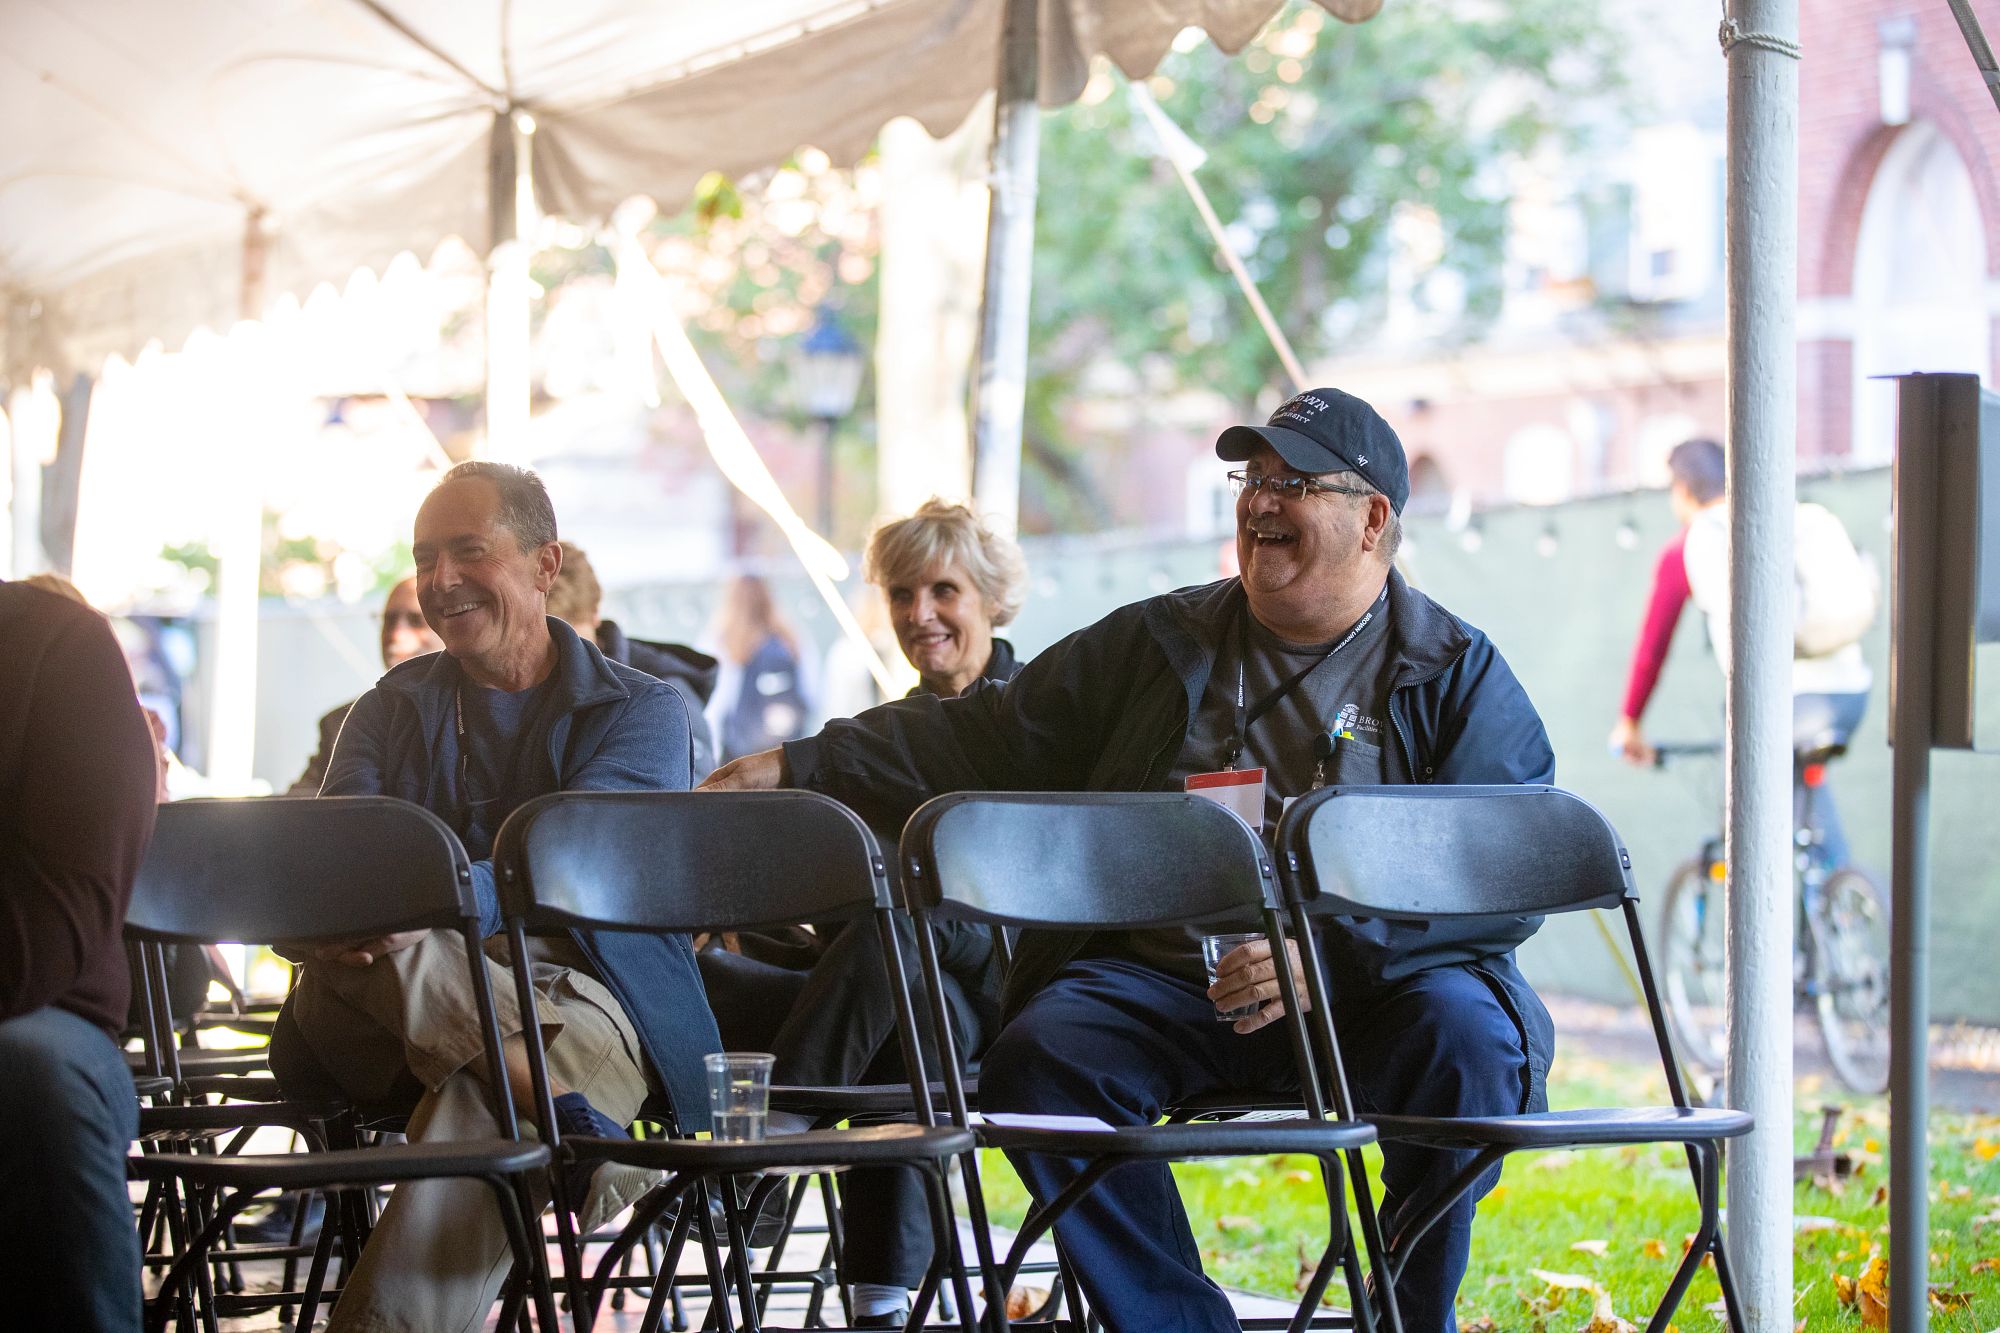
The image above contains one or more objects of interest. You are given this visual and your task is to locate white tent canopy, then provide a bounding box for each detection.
[0,0,1371,379]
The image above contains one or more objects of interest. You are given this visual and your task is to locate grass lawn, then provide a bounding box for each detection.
[976,1053,2000,1330]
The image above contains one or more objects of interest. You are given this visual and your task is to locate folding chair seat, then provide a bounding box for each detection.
[492,787,983,1333]
[899,790,1398,1333]
[125,796,559,1333]
[1276,784,1751,1333]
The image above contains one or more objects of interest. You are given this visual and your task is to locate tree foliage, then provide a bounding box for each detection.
[1024,0,1627,495]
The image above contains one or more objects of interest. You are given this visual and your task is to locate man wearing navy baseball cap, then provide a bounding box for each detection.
[702,386,1555,1332]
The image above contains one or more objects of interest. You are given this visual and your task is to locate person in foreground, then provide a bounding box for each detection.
[700,497,1025,1324]
[268,461,723,1333]
[289,575,443,794]
[0,579,159,1333]
[704,390,1556,1333]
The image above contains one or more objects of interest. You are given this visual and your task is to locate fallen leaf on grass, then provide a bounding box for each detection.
[1835,1273,1857,1306]
[1456,1319,1498,1333]
[1215,1215,1259,1234]
[1796,1215,1839,1234]
[1570,1239,1610,1257]
[1530,1269,1599,1292]
[1929,1287,1973,1311]
[1642,1238,1669,1260]
[1857,1255,1890,1329]
[1974,1209,2000,1230]
[1872,1184,1889,1207]
[1003,1287,1049,1320]
[1580,1289,1637,1333]
[1974,1137,1999,1162]
[1971,1257,2000,1274]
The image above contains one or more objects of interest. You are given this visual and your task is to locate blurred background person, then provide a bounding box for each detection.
[549,540,721,778]
[289,577,440,794]
[696,498,1028,1325]
[707,573,813,763]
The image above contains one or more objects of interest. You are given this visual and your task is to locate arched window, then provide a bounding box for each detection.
[1850,122,1991,464]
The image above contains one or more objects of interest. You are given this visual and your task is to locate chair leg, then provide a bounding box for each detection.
[1288,1154,1359,1333]
[1644,1143,1723,1333]
[1342,1148,1402,1333]
[1711,1223,1746,1333]
[480,1174,562,1333]
[948,1151,1012,1333]
[692,1179,739,1333]
[638,1199,697,1333]
[292,1192,342,1333]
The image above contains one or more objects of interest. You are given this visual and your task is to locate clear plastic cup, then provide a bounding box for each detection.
[1203,932,1265,1022]
[705,1052,776,1141]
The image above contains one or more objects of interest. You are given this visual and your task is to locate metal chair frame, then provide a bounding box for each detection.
[1276,784,1752,1333]
[492,788,985,1333]
[125,796,560,1333]
[898,791,1402,1333]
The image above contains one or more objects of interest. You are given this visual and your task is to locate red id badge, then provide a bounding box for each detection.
[1185,767,1267,831]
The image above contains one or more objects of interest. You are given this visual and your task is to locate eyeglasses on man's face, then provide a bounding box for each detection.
[1226,470,1374,502]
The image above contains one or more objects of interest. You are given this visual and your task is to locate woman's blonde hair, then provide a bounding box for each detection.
[548,541,602,624]
[863,498,1028,627]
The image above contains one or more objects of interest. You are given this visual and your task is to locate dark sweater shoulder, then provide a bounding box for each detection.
[0,583,160,1033]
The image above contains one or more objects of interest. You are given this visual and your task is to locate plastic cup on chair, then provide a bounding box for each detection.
[705,1052,775,1141]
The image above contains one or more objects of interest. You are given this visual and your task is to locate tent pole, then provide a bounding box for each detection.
[969,0,1039,539]
[204,211,271,792]
[484,110,535,462]
[1721,1,1799,1328]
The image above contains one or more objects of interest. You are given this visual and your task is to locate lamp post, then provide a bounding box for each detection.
[791,308,866,538]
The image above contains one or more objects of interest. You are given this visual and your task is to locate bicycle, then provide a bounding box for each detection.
[1650,739,1893,1095]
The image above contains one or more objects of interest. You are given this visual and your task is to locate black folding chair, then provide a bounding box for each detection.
[125,796,559,1333]
[899,791,1396,1333]
[1275,784,1751,1333]
[492,788,982,1333]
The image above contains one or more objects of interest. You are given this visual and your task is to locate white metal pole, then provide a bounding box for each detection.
[484,111,536,463]
[969,0,1039,539]
[1722,0,1799,1327]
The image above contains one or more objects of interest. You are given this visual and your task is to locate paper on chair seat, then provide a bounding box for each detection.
[981,1112,1119,1132]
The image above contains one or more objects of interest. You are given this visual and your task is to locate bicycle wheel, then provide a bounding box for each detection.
[1811,865,1891,1095]
[1657,858,1729,1075]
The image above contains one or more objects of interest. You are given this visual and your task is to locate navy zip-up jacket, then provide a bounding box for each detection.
[783,570,1558,1098]
[324,616,724,1130]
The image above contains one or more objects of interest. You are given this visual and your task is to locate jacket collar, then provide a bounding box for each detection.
[1145,566,1472,698]
[378,616,630,727]
[904,636,1022,699]
[980,637,1019,684]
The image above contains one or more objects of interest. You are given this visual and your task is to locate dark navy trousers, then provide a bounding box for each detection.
[980,956,1548,1333]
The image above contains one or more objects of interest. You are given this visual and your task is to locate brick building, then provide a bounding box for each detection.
[1315,0,1998,514]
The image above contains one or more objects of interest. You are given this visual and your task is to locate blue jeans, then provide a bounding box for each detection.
[979,956,1547,1333]
[0,1006,143,1332]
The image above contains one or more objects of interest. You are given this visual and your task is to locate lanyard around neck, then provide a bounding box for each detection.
[1225,587,1384,770]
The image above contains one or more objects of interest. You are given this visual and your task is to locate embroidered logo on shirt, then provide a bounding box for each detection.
[1334,703,1383,740]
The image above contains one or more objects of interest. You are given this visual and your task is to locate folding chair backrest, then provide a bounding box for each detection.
[1278,785,1632,919]
[126,796,477,945]
[493,789,890,933]
[900,791,1272,928]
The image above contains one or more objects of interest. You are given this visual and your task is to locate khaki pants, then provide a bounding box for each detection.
[284,930,655,1333]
